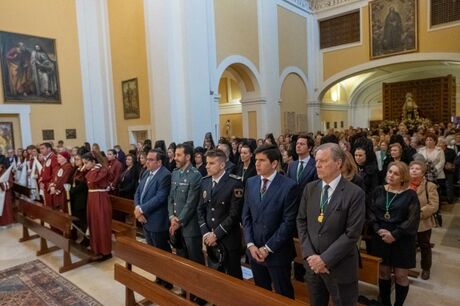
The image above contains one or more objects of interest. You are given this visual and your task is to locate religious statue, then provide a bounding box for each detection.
[401,92,419,120]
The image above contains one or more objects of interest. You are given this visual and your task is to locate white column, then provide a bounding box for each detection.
[257,0,281,136]
[306,12,322,132]
[241,98,267,138]
[144,0,215,145]
[75,0,116,150]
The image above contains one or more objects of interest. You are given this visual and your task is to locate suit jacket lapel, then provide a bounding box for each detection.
[299,158,314,182]
[307,180,323,233]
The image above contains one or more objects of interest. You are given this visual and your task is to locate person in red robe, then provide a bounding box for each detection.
[82,153,112,260]
[0,164,14,227]
[49,151,74,213]
[106,149,123,194]
[39,143,59,207]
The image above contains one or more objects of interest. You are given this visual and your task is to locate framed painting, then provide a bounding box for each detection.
[369,0,418,59]
[0,31,61,103]
[65,129,76,139]
[42,129,54,141]
[122,78,140,119]
[0,122,15,152]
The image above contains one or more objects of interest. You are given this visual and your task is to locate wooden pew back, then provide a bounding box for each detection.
[12,183,32,199]
[109,195,136,238]
[114,236,305,306]
[18,198,72,235]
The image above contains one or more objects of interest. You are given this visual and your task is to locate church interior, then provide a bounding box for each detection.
[1,0,460,305]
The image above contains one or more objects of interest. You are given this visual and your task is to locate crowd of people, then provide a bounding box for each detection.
[0,121,458,306]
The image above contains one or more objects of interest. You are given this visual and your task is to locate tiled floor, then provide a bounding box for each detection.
[1,203,460,306]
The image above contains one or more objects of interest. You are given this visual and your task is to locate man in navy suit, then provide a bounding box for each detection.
[242,144,298,298]
[134,149,172,288]
[286,134,318,281]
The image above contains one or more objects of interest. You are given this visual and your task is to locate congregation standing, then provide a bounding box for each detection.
[1,120,457,306]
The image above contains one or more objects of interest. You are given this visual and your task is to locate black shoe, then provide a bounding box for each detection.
[80,237,90,247]
[97,254,112,262]
[191,295,207,305]
[421,270,430,280]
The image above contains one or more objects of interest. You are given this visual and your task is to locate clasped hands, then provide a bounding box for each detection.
[133,206,147,224]
[249,245,269,263]
[306,255,329,274]
[169,217,181,235]
[203,232,217,246]
[377,229,395,244]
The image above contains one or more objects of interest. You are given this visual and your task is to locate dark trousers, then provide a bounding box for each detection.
[439,173,454,203]
[176,236,205,265]
[250,261,294,299]
[306,271,358,306]
[210,248,242,279]
[417,229,432,271]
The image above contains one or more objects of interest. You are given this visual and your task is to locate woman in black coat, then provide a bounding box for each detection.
[69,154,89,242]
[118,153,140,199]
[234,144,257,187]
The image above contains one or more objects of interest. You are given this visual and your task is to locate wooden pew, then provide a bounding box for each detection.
[12,183,39,241]
[109,195,136,239]
[114,236,306,306]
[12,183,32,199]
[16,198,91,273]
[294,238,382,286]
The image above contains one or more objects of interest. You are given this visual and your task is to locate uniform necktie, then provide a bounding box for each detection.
[297,161,304,181]
[212,180,217,189]
[260,178,269,199]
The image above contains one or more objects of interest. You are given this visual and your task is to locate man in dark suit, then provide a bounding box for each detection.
[134,149,172,289]
[197,149,244,279]
[242,144,298,298]
[297,143,365,306]
[217,141,235,174]
[286,134,317,281]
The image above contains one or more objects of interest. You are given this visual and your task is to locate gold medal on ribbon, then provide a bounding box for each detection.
[317,213,324,223]
[384,211,391,220]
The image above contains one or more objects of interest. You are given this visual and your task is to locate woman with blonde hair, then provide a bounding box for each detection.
[369,161,420,306]
[409,160,438,280]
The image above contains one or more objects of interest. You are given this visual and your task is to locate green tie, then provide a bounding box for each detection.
[297,161,304,182]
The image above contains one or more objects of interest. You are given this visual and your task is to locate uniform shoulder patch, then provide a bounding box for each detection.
[229,174,241,180]
[234,188,243,198]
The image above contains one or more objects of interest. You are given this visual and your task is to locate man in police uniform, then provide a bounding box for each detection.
[168,143,204,265]
[197,149,244,279]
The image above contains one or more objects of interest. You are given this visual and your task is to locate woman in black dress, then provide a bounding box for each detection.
[194,148,207,177]
[118,153,140,199]
[369,161,420,306]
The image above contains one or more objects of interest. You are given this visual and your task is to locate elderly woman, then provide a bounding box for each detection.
[369,161,420,306]
[409,160,439,280]
[417,133,445,184]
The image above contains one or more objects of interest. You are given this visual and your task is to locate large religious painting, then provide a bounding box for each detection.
[0,31,61,103]
[369,0,418,59]
[122,78,140,119]
[0,122,15,152]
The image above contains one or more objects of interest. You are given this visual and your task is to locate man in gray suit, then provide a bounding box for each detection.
[168,143,204,265]
[297,143,365,306]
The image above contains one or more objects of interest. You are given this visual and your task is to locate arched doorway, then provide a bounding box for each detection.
[216,60,261,139]
[279,73,308,134]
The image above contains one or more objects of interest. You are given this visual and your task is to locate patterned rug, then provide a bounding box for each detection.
[0,260,103,306]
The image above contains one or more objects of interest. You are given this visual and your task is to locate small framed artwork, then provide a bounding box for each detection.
[122,78,140,119]
[42,129,54,141]
[369,0,418,59]
[0,122,15,152]
[0,31,61,103]
[65,129,76,139]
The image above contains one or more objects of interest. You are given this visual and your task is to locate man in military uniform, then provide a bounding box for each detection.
[168,143,204,265]
[197,149,244,279]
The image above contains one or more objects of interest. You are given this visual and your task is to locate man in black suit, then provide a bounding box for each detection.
[286,134,317,281]
[197,149,244,279]
[217,141,235,174]
[242,144,298,298]
[297,143,365,306]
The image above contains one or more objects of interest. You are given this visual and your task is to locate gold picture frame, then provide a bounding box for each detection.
[369,0,418,60]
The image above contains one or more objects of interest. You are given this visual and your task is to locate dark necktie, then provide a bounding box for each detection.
[260,178,269,199]
[297,161,304,181]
